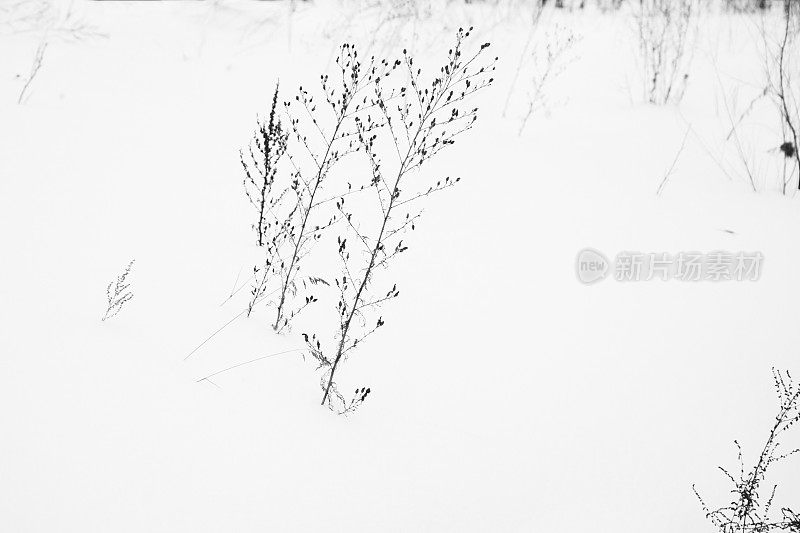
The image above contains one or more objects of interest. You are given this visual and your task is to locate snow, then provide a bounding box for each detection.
[1,1,799,531]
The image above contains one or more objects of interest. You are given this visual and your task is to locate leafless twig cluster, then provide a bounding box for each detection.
[314,29,496,410]
[241,45,391,334]
[102,260,135,322]
[763,2,800,191]
[5,1,104,105]
[518,23,578,134]
[694,368,800,533]
[0,0,102,40]
[239,29,497,413]
[633,0,698,105]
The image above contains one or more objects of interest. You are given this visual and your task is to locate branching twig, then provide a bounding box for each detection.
[102,260,134,322]
[634,0,697,105]
[241,46,391,333]
[694,368,800,533]
[195,348,304,385]
[17,40,46,104]
[656,125,690,195]
[318,28,497,407]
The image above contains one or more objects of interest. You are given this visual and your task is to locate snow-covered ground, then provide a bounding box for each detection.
[1,1,799,531]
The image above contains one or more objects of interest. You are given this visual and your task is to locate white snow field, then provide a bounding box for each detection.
[1,1,799,531]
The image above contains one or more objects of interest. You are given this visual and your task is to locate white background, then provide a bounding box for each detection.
[1,1,799,531]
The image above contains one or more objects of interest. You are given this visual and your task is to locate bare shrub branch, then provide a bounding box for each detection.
[17,40,46,104]
[242,83,290,249]
[240,48,392,332]
[694,368,800,533]
[518,23,578,134]
[312,27,498,409]
[633,0,697,105]
[766,4,800,189]
[235,27,497,414]
[102,260,135,322]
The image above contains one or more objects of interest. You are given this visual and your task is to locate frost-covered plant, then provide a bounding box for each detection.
[633,0,697,105]
[102,260,134,321]
[694,368,800,533]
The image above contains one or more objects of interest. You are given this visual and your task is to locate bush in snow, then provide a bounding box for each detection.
[240,83,293,320]
[694,368,800,533]
[633,0,698,105]
[313,28,497,411]
[517,23,579,134]
[240,44,388,334]
[240,29,497,413]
